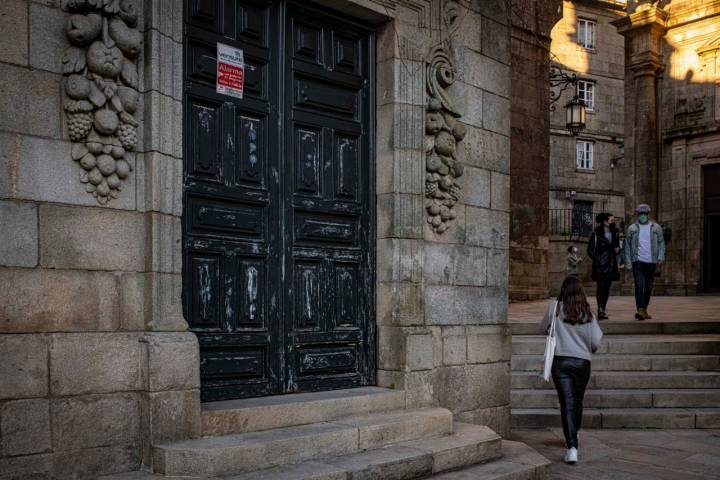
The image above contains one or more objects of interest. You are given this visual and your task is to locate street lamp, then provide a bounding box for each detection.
[549,63,587,135]
[565,95,586,136]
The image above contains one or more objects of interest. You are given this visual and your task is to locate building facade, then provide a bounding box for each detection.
[0,1,532,478]
[547,0,626,294]
[614,0,720,294]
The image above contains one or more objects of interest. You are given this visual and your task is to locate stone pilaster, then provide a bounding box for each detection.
[508,0,563,302]
[613,7,668,217]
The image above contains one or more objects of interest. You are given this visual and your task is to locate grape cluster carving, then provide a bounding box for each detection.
[62,0,141,204]
[425,46,466,234]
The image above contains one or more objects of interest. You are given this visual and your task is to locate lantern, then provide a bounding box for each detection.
[565,95,587,136]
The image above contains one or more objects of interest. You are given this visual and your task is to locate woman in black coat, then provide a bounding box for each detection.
[587,212,620,319]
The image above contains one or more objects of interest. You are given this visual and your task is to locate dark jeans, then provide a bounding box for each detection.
[632,261,657,309]
[552,356,591,449]
[595,278,612,312]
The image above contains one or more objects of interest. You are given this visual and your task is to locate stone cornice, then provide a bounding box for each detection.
[611,6,668,36]
[573,0,627,14]
[664,122,720,142]
[665,0,720,29]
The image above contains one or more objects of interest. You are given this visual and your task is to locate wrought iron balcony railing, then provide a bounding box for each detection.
[549,208,596,238]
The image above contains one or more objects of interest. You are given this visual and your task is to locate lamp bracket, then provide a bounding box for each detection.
[549,64,578,111]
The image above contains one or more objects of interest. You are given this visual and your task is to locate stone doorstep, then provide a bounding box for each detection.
[431,440,551,480]
[153,408,454,476]
[511,334,720,355]
[511,353,720,372]
[510,371,720,390]
[509,321,720,336]
[201,386,406,436]
[230,423,503,480]
[102,423,506,480]
[511,408,720,429]
[510,388,720,409]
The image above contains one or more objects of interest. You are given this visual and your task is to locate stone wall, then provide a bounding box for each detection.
[0,1,199,478]
[657,0,720,294]
[375,0,514,438]
[508,0,562,301]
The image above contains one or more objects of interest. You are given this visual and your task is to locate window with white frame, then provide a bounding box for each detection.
[576,141,594,170]
[577,80,595,111]
[577,19,596,50]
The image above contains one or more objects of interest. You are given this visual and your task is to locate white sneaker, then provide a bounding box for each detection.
[564,447,578,464]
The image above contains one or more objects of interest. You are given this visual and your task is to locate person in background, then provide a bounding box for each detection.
[540,276,603,465]
[616,227,626,270]
[624,204,665,320]
[567,245,582,277]
[587,213,620,320]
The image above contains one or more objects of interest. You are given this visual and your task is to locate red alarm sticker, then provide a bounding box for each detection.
[216,43,244,99]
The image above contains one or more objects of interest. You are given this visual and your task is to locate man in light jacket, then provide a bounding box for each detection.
[624,204,665,320]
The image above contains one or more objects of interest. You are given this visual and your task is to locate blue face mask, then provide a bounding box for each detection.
[639,214,649,224]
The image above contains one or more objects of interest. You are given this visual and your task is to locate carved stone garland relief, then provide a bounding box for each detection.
[425,45,465,234]
[62,0,141,205]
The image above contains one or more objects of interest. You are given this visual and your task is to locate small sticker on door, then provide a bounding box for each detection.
[216,43,244,99]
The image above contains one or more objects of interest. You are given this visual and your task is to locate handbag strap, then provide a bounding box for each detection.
[549,301,558,337]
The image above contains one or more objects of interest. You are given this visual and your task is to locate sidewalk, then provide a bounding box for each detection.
[513,428,720,480]
[509,296,720,323]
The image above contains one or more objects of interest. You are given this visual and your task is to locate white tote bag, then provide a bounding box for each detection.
[541,301,559,382]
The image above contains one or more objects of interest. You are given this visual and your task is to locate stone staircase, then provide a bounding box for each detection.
[510,319,720,429]
[103,387,550,479]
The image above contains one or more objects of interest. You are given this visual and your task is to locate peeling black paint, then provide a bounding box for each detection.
[183,0,375,402]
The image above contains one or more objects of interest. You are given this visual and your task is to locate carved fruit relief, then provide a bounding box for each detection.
[425,45,466,234]
[62,0,141,205]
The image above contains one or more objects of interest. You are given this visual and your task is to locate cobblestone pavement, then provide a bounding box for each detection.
[513,428,720,480]
[509,296,720,323]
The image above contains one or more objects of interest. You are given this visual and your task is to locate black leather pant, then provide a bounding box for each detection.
[595,278,612,312]
[551,356,591,448]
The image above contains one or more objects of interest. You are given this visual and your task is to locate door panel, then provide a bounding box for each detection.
[184,0,281,401]
[284,5,373,393]
[184,0,374,401]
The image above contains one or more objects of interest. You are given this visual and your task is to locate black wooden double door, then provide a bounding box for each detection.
[183,0,375,401]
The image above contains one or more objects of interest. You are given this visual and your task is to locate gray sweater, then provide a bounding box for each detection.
[539,301,603,361]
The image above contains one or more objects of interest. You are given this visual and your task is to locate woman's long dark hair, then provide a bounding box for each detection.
[557,276,593,325]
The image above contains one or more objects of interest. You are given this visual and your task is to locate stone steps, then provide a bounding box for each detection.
[431,440,551,480]
[154,408,454,476]
[103,438,550,480]
[510,323,720,429]
[511,408,720,429]
[510,321,720,336]
[228,422,503,480]
[201,386,406,436]
[512,388,720,409]
[511,371,720,389]
[512,334,720,355]
[107,387,550,479]
[512,353,720,371]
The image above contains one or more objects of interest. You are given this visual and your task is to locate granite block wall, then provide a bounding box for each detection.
[0,1,199,477]
[373,0,516,437]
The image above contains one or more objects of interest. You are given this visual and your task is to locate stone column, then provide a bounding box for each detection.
[508,0,562,302]
[613,7,667,217]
